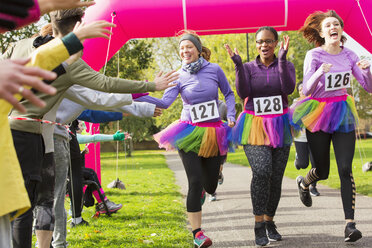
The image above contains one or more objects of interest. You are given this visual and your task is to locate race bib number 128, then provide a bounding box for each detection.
[325,71,351,91]
[253,96,283,115]
[190,100,219,123]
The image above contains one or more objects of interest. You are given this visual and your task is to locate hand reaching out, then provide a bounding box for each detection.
[73,21,116,43]
[0,58,57,113]
[154,70,179,91]
[153,107,162,117]
[39,0,96,15]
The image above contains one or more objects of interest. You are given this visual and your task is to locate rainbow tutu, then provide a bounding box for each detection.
[154,120,233,158]
[233,109,292,148]
[290,95,358,133]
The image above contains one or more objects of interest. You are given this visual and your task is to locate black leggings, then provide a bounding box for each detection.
[243,144,290,217]
[294,141,316,187]
[304,130,356,220]
[178,150,224,212]
[67,136,83,219]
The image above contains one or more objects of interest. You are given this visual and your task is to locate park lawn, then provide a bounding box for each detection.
[62,150,192,248]
[227,139,372,197]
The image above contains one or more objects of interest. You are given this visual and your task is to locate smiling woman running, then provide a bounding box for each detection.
[291,10,372,242]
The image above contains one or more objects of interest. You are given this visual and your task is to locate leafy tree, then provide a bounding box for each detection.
[0,23,39,53]
[100,39,156,141]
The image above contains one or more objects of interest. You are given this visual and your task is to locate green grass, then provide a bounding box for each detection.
[227,139,372,197]
[60,151,191,247]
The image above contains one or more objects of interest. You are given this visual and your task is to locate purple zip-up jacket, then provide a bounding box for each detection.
[137,58,236,122]
[303,47,372,97]
[232,49,296,111]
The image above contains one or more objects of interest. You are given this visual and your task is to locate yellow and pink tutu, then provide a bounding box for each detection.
[154,120,233,158]
[290,95,358,133]
[233,109,292,148]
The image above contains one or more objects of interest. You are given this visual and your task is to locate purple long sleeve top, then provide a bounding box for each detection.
[137,58,236,122]
[232,49,296,111]
[302,47,372,97]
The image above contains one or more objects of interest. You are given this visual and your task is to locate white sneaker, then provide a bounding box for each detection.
[209,193,217,202]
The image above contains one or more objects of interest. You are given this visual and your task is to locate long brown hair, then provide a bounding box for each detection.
[299,10,346,47]
[177,30,211,61]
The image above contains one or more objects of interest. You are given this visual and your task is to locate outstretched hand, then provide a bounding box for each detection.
[280,35,290,51]
[0,58,57,113]
[39,0,96,15]
[154,70,179,91]
[113,130,125,141]
[73,21,116,43]
[224,44,239,57]
[153,107,162,117]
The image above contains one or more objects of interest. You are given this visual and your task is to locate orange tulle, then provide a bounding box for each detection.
[249,117,270,146]
[302,102,326,131]
[199,127,219,157]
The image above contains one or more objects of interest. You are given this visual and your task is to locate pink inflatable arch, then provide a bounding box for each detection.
[82,0,372,70]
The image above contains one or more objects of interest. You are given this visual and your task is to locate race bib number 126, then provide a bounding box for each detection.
[253,96,283,115]
[190,100,219,123]
[325,71,351,91]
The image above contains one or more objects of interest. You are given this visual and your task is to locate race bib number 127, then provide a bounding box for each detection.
[190,100,219,123]
[253,96,283,115]
[325,71,351,91]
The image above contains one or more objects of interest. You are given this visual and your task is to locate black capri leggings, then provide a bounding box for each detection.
[178,150,225,212]
[305,130,356,220]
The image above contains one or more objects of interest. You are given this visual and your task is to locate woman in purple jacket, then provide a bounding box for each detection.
[225,26,295,246]
[292,10,372,242]
[137,30,235,248]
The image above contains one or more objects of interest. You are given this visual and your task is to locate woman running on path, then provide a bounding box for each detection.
[137,30,236,248]
[225,26,295,246]
[291,10,372,242]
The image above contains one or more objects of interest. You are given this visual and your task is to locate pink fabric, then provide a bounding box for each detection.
[244,108,288,118]
[92,191,102,203]
[82,0,372,71]
[310,95,348,103]
[179,120,223,127]
[85,123,101,183]
[0,0,40,33]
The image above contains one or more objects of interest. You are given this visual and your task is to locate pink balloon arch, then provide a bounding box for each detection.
[81,0,372,180]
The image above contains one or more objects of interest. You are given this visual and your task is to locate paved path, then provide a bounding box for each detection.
[164,151,372,248]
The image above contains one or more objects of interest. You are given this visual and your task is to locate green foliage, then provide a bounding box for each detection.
[33,151,192,247]
[0,23,39,53]
[100,40,157,141]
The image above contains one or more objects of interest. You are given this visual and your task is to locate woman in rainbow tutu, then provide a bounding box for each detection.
[225,26,295,246]
[292,10,372,242]
[137,30,235,248]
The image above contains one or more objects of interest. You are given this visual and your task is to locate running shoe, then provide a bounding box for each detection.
[209,193,217,202]
[344,222,362,242]
[265,221,282,241]
[218,172,224,185]
[296,176,312,207]
[200,189,206,206]
[310,186,320,197]
[194,230,212,248]
[254,222,270,246]
[96,199,122,214]
[70,218,89,228]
